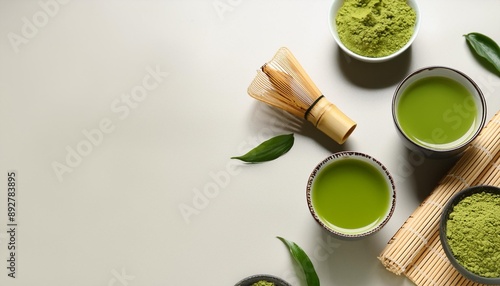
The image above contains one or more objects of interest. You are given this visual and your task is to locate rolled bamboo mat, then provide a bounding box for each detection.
[379,109,500,286]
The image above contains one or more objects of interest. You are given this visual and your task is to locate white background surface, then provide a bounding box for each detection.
[1,0,500,285]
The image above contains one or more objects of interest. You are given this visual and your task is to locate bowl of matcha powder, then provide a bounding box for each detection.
[234,274,292,286]
[329,0,420,62]
[440,185,500,284]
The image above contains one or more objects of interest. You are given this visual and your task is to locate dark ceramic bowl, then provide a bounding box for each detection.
[440,185,500,284]
[234,274,291,286]
[392,66,487,159]
[306,151,396,240]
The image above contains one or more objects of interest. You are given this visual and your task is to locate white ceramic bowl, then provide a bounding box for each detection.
[329,0,421,63]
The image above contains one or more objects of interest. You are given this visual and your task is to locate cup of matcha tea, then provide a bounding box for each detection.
[392,66,487,158]
[306,152,396,239]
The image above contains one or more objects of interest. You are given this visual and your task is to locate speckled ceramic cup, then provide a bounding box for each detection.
[306,152,396,239]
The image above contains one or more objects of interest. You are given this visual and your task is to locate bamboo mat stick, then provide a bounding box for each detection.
[379,110,500,278]
[474,151,500,186]
[404,151,500,286]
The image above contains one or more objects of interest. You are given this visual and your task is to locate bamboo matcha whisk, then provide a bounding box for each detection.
[247,47,356,144]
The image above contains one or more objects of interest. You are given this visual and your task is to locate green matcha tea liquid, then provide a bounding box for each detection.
[396,76,478,149]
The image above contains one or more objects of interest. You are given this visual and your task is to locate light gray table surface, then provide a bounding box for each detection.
[1,0,499,285]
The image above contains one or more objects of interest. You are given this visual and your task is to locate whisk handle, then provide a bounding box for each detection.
[304,95,325,120]
[305,96,357,144]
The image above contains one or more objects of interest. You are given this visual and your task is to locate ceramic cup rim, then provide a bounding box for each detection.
[328,0,421,63]
[439,185,500,284]
[392,66,487,155]
[306,151,396,239]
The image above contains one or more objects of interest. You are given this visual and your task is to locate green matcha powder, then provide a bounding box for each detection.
[251,281,275,286]
[446,192,500,278]
[336,0,416,58]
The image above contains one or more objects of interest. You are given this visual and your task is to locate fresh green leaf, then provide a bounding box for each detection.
[464,32,500,74]
[231,134,294,163]
[277,236,320,286]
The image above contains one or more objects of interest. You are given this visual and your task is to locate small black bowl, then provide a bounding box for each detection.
[234,274,292,286]
[440,185,500,284]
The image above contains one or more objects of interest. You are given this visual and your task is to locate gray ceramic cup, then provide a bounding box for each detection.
[392,66,487,158]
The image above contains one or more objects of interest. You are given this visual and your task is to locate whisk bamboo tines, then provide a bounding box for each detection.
[247,47,356,144]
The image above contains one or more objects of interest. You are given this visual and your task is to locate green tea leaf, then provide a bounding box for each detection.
[231,134,294,163]
[277,236,320,286]
[464,32,500,74]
